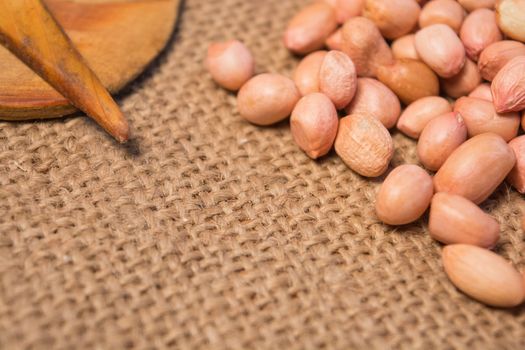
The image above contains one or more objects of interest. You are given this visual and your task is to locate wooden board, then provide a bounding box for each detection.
[0,0,180,120]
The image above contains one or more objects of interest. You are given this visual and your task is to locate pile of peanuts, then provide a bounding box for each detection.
[206,0,525,308]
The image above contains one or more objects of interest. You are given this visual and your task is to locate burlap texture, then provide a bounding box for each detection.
[0,0,524,348]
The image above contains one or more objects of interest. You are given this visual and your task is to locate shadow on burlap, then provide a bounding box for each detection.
[0,0,524,348]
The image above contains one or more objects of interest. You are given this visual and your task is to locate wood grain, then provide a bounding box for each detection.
[0,0,179,122]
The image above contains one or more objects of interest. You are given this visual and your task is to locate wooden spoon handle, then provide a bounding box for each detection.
[0,0,129,142]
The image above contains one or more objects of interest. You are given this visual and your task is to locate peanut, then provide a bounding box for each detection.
[429,193,499,248]
[237,74,300,126]
[284,2,338,55]
[290,93,338,159]
[293,51,327,96]
[458,0,495,12]
[206,40,254,91]
[376,59,439,105]
[496,0,525,42]
[363,0,421,40]
[460,9,502,62]
[340,16,394,77]
[324,0,364,24]
[478,40,525,81]
[442,244,525,308]
[434,133,516,204]
[391,34,419,61]
[417,112,467,171]
[491,56,525,113]
[507,135,525,193]
[397,96,452,139]
[419,0,465,33]
[335,113,393,177]
[375,164,434,225]
[415,24,466,78]
[468,83,493,101]
[345,78,401,129]
[319,51,358,109]
[453,97,520,141]
[442,58,481,98]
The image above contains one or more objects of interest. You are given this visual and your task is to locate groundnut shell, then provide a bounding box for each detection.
[434,133,516,204]
[415,24,466,78]
[334,113,393,177]
[397,96,452,139]
[345,78,401,129]
[429,193,499,248]
[293,51,327,96]
[417,112,467,171]
[375,164,434,225]
[290,93,339,159]
[319,51,358,109]
[442,244,525,308]
[237,74,300,126]
[284,2,338,55]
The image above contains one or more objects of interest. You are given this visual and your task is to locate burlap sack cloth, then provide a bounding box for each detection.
[0,0,524,348]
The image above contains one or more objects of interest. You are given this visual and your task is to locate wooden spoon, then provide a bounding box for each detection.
[0,0,180,141]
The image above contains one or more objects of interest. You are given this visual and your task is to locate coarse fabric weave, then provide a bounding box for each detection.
[1,0,524,349]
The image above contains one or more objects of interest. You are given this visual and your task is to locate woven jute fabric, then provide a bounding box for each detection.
[1,0,524,349]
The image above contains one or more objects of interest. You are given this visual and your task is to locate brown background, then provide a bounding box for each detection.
[1,0,524,348]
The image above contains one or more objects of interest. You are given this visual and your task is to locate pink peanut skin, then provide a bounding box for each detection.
[363,0,421,40]
[491,56,525,113]
[324,0,364,23]
[319,51,358,109]
[284,2,338,55]
[391,34,419,60]
[417,112,467,171]
[293,51,327,96]
[341,16,394,77]
[345,78,401,129]
[325,29,344,51]
[454,96,520,142]
[434,133,516,204]
[478,40,525,81]
[237,74,300,126]
[507,135,525,193]
[206,40,255,91]
[458,0,495,12]
[429,193,500,248]
[442,58,481,98]
[415,24,466,78]
[397,96,452,139]
[419,0,465,33]
[375,164,434,225]
[290,93,338,159]
[468,83,493,101]
[460,9,502,62]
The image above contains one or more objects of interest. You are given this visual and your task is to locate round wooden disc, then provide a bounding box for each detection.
[0,0,180,120]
